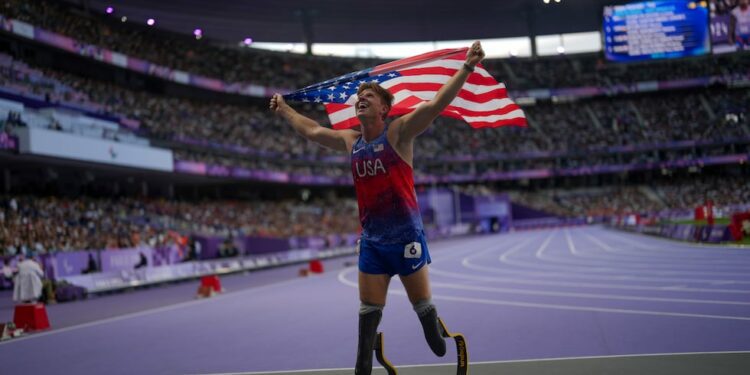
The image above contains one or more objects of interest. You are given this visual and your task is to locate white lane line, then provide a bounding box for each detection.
[499,235,544,263]
[711,281,737,285]
[427,293,750,321]
[460,238,750,286]
[529,234,750,284]
[336,267,750,321]
[427,281,750,306]
[583,231,722,259]
[596,230,750,269]
[460,247,750,290]
[660,285,689,290]
[197,350,750,374]
[433,265,750,294]
[500,249,750,277]
[584,233,750,268]
[565,229,581,256]
[535,230,556,259]
[605,229,750,253]
[548,231,750,276]
[462,228,750,282]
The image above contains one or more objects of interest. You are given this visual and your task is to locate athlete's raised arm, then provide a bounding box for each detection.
[270,93,358,152]
[391,41,485,143]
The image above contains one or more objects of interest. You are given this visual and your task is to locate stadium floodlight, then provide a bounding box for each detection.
[243,38,253,46]
[543,0,550,3]
[147,18,155,26]
[194,28,202,36]
[556,45,565,54]
[121,16,127,22]
[105,6,114,14]
[555,0,561,3]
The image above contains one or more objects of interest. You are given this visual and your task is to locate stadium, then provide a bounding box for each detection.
[0,0,749,374]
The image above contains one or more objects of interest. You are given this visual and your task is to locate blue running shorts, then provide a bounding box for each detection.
[358,233,431,276]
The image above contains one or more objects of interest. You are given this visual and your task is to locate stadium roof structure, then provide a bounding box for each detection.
[70,0,633,44]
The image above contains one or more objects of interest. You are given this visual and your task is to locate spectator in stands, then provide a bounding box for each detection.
[81,252,98,274]
[192,238,202,260]
[731,0,750,49]
[134,252,148,269]
[1,258,15,290]
[13,254,44,303]
[48,119,63,131]
[4,112,26,128]
[219,237,238,258]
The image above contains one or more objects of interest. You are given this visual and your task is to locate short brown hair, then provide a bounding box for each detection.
[357,82,394,120]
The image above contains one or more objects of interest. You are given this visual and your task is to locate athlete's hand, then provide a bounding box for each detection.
[465,41,485,68]
[269,93,289,114]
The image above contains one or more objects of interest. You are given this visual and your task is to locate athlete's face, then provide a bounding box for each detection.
[355,89,388,121]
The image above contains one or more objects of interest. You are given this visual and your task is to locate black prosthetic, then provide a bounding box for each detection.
[355,309,382,375]
[418,306,447,357]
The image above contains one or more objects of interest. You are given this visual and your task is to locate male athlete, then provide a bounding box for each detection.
[270,41,485,374]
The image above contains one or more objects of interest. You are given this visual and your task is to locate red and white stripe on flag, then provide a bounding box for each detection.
[324,48,527,130]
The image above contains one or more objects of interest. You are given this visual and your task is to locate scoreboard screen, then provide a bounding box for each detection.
[603,1,710,62]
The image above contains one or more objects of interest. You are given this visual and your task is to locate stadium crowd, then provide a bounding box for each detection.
[657,176,750,211]
[1,0,749,259]
[3,0,380,89]
[2,51,748,174]
[4,0,750,90]
[2,0,750,170]
[3,174,747,256]
[0,195,359,257]
[509,175,750,218]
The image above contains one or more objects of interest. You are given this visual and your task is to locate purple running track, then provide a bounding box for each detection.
[0,226,749,375]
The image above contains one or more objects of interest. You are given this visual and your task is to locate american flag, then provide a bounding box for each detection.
[284,47,527,130]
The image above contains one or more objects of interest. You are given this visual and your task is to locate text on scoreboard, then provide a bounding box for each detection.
[603,1,710,62]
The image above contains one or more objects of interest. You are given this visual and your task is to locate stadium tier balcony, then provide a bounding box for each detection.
[2,47,748,183]
[3,0,382,90]
[1,1,749,185]
[3,0,750,93]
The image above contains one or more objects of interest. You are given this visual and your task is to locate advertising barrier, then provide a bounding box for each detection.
[15,127,174,172]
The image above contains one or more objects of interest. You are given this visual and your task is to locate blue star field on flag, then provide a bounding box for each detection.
[285,70,402,104]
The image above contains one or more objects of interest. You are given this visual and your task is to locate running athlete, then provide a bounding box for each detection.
[270,41,485,375]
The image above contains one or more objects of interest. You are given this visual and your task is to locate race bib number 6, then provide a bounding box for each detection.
[404,242,422,259]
